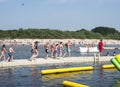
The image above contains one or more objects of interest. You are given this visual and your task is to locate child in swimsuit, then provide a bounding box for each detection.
[0,44,6,61]
[44,42,49,59]
[6,44,15,62]
[29,43,38,61]
[58,42,63,57]
[53,44,59,58]
[63,40,71,57]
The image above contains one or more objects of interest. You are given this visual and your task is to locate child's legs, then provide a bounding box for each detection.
[3,55,6,60]
[8,56,12,62]
[59,51,62,57]
[54,53,57,58]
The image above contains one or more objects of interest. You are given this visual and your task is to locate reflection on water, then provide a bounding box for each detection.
[0,68,14,87]
[114,79,120,87]
[0,63,120,87]
[42,71,93,81]
[103,68,117,73]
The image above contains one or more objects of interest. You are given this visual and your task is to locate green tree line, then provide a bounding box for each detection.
[0,26,120,39]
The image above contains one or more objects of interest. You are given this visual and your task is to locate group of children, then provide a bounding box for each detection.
[27,40,72,60]
[0,40,72,62]
[1,40,117,62]
[44,40,71,59]
[0,44,15,62]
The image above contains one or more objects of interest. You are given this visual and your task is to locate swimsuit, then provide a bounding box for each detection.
[66,48,71,53]
[8,52,13,57]
[54,48,58,53]
[45,49,49,53]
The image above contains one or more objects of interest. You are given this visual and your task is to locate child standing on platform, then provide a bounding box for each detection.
[0,44,7,61]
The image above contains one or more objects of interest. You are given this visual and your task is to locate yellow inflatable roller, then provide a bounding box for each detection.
[115,54,120,62]
[102,64,115,69]
[62,80,89,87]
[41,66,93,75]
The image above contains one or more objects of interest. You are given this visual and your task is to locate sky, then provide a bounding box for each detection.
[0,0,120,31]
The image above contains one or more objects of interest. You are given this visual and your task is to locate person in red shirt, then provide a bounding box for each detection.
[98,40,103,56]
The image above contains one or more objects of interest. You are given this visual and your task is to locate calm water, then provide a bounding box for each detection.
[0,44,120,87]
[3,44,120,59]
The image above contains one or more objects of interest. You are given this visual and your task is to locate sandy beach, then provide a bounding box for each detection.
[0,39,119,45]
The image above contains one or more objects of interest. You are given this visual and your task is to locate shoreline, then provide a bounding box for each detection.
[0,39,119,45]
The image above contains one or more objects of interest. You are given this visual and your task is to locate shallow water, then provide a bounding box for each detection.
[2,44,120,59]
[0,62,120,87]
[0,44,120,87]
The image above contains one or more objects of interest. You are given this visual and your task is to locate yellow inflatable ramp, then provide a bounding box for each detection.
[102,64,115,69]
[62,81,89,87]
[41,66,93,75]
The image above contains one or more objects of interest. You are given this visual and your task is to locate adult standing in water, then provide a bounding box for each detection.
[0,44,7,61]
[98,39,103,56]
